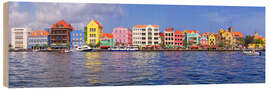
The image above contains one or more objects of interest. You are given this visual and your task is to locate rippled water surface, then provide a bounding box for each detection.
[8,51,265,87]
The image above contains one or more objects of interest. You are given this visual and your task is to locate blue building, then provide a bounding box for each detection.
[70,30,85,48]
[28,30,49,50]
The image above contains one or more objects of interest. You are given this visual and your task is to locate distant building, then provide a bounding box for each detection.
[132,25,160,47]
[184,30,199,48]
[217,27,235,48]
[164,27,174,47]
[11,28,31,50]
[159,33,164,47]
[86,20,103,47]
[248,32,265,49]
[199,32,209,48]
[174,30,184,48]
[113,27,132,46]
[70,30,84,48]
[100,33,114,49]
[232,31,243,48]
[28,30,49,50]
[49,20,74,49]
[208,33,216,49]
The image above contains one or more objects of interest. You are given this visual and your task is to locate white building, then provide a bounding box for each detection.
[132,25,160,47]
[11,28,31,50]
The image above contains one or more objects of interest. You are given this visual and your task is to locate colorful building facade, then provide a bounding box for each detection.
[11,28,31,49]
[217,27,235,48]
[132,25,160,47]
[86,20,103,46]
[208,33,216,48]
[70,30,84,48]
[248,32,265,49]
[28,30,49,49]
[174,30,184,48]
[199,32,209,48]
[232,31,243,48]
[184,30,199,48]
[100,33,114,48]
[113,27,132,46]
[164,27,174,47]
[49,20,74,49]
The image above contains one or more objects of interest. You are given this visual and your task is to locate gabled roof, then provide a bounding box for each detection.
[93,20,103,28]
[233,32,243,37]
[185,30,198,34]
[175,30,182,34]
[165,27,174,32]
[51,20,74,30]
[101,33,114,39]
[133,25,159,28]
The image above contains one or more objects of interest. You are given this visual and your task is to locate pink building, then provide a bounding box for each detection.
[174,30,184,48]
[199,32,209,48]
[113,27,132,46]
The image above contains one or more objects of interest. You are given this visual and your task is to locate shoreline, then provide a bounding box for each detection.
[8,49,265,52]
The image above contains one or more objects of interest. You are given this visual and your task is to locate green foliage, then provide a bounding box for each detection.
[244,35,254,46]
[218,41,224,47]
[183,38,188,48]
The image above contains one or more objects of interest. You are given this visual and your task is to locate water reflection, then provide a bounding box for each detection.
[8,51,265,87]
[84,52,103,84]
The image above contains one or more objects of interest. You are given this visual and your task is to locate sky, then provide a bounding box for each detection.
[8,2,265,36]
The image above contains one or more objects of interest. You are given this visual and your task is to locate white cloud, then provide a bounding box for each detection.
[9,2,124,30]
[9,2,30,28]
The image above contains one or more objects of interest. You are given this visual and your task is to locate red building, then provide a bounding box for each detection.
[49,20,74,49]
[174,30,184,48]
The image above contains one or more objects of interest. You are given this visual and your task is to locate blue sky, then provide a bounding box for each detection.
[9,2,265,36]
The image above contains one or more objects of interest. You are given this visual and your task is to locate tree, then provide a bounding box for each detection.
[66,41,70,49]
[218,41,224,47]
[244,35,254,47]
[43,44,48,50]
[183,38,188,48]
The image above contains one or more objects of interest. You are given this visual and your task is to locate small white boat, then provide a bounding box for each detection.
[109,45,139,51]
[72,45,93,52]
[243,51,260,56]
[64,49,70,53]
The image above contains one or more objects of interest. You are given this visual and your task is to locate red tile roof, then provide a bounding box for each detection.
[101,33,114,39]
[233,32,243,37]
[133,25,159,28]
[175,30,182,34]
[165,27,174,32]
[29,30,49,36]
[93,20,103,28]
[185,30,198,34]
[51,20,74,30]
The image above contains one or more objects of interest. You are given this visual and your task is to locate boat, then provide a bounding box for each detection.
[71,45,93,52]
[243,51,260,56]
[108,45,139,51]
[64,49,70,53]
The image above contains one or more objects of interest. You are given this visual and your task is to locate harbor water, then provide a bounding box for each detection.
[8,51,265,87]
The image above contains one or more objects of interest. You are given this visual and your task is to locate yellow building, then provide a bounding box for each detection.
[86,20,103,46]
[208,33,216,47]
[217,28,233,48]
[222,31,233,47]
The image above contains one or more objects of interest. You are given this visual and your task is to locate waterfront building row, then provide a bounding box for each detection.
[10,20,265,50]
